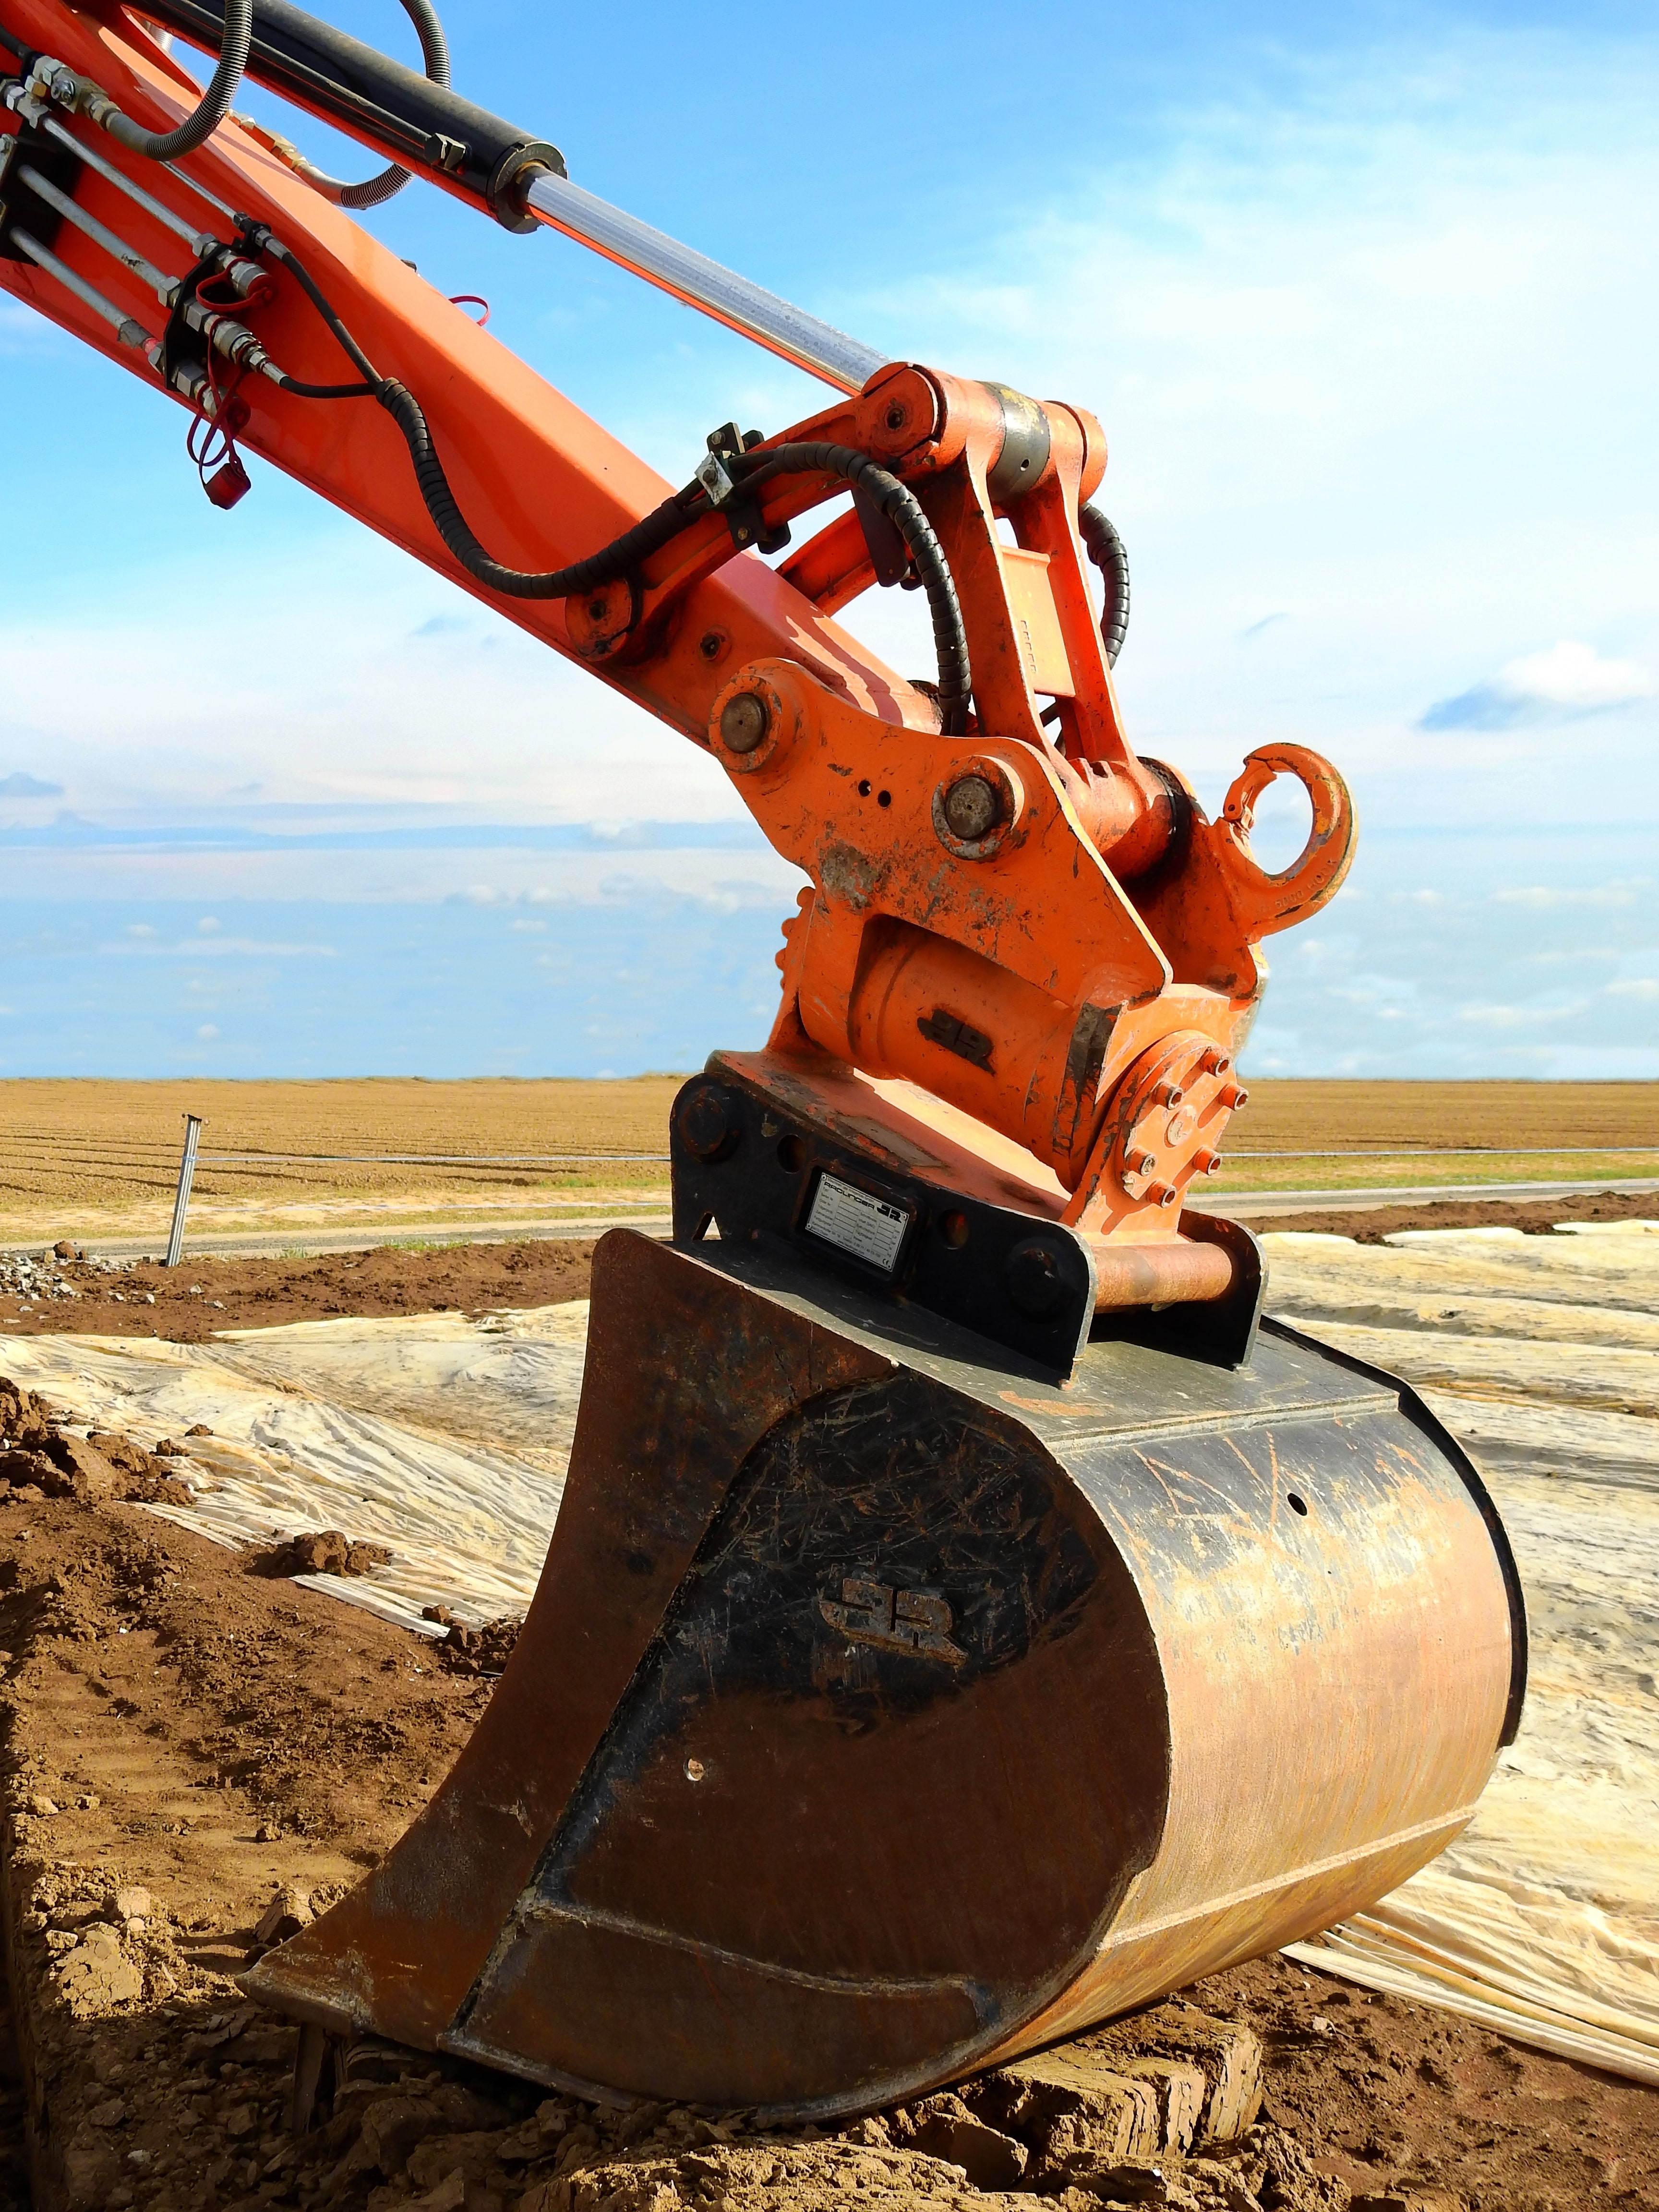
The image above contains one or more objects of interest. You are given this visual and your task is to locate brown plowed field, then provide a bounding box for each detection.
[0,1079,1652,1246]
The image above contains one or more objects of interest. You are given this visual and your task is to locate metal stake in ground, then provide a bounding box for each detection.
[164,1115,204,1269]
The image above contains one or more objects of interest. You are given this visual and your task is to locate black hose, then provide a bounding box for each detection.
[1079,505,1130,668]
[102,0,252,161]
[275,373,379,397]
[259,239,711,580]
[376,378,709,599]
[740,442,972,734]
[288,0,451,209]
[260,236,384,384]
[257,245,974,721]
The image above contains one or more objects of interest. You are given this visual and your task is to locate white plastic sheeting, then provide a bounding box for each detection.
[0,1307,588,1634]
[2,1221,1656,2082]
[1269,1224,1659,2085]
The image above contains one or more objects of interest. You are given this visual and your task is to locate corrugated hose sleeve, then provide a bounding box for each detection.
[375,379,706,599]
[103,0,252,162]
[294,0,451,209]
[742,442,971,735]
[1079,504,1130,668]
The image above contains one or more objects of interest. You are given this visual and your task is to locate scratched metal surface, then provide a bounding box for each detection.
[248,1228,1520,2119]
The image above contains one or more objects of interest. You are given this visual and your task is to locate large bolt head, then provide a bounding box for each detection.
[720,692,770,755]
[1004,1238,1066,1318]
[943,773,999,841]
[678,1085,739,1163]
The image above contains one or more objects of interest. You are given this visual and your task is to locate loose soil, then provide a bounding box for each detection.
[2,1183,1657,1343]
[0,1240,598,1341]
[1238,1188,1659,1241]
[0,1382,1653,2211]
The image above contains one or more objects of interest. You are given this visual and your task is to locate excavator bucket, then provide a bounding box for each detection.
[245,1222,1525,2121]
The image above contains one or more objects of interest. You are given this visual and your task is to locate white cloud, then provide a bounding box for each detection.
[196,1024,219,1041]
[2,24,1658,1079]
[1494,882,1645,909]
[1422,641,1655,731]
[102,937,337,958]
[0,544,747,827]
[1457,999,1589,1027]
[1503,641,1655,711]
[843,30,1659,823]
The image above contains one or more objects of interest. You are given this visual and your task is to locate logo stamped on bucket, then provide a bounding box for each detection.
[819,1577,966,1666]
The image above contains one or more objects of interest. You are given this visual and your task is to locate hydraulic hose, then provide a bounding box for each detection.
[375,378,710,599]
[740,442,972,735]
[1079,504,1130,668]
[255,244,974,721]
[259,234,382,382]
[255,239,712,566]
[254,0,450,209]
[100,0,252,161]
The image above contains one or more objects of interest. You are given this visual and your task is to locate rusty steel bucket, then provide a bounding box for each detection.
[244,1227,1525,2120]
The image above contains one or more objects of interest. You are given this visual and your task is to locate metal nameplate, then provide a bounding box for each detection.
[804,1172,912,1274]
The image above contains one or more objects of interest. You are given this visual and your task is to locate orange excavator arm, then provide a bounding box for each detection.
[0,0,1356,1370]
[0,0,1523,2138]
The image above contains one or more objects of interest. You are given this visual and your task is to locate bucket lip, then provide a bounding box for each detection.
[1258,1313,1529,1750]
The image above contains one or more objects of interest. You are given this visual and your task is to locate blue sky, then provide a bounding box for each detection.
[1,0,1655,1077]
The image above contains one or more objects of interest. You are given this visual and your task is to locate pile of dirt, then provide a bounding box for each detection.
[248,1533,396,1582]
[0,1378,194,1508]
[1235,1189,1659,1241]
[419,1611,523,1679]
[0,1238,598,1341]
[4,1191,1655,1346]
[0,1440,1653,2212]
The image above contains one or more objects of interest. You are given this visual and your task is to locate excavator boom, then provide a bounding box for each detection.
[0,0,1525,2121]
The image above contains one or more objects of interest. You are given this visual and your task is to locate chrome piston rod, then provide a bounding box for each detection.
[521,169,886,397]
[58,0,890,390]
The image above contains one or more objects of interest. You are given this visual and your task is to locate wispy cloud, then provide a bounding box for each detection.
[1421,641,1655,732]
[1457,999,1589,1027]
[1494,881,1644,909]
[100,937,338,958]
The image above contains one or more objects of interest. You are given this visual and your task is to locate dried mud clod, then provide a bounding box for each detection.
[434,1618,522,1679]
[110,2003,1285,2212]
[0,1379,196,1512]
[247,1533,396,1582]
